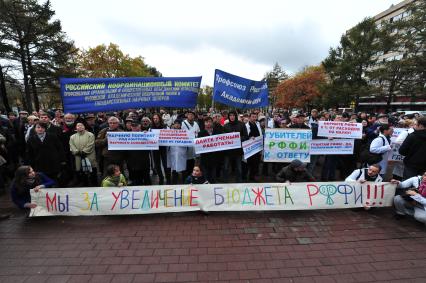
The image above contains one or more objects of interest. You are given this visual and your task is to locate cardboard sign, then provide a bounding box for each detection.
[242,136,263,159]
[318,121,362,139]
[108,132,159,150]
[310,139,354,155]
[194,133,241,154]
[264,129,311,162]
[152,129,195,147]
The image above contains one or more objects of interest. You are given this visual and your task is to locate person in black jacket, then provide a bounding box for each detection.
[399,117,426,179]
[223,111,248,183]
[245,112,262,181]
[26,122,66,181]
[27,112,62,139]
[276,159,315,183]
[288,113,310,129]
[126,120,152,186]
[185,166,209,184]
[151,113,170,185]
[197,116,224,183]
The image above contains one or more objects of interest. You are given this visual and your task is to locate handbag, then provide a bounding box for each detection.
[359,149,382,165]
[360,136,385,164]
[81,157,93,173]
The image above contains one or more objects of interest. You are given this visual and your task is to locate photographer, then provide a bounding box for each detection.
[392,171,426,224]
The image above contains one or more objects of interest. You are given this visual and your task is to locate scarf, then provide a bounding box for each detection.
[419,179,426,198]
[37,132,46,142]
[110,176,120,186]
[26,177,36,185]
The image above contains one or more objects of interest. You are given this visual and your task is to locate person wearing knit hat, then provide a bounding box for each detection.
[276,159,315,183]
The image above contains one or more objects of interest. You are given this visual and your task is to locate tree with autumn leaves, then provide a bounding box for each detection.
[76,43,161,78]
[274,65,327,111]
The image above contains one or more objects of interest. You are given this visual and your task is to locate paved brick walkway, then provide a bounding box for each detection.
[1,196,426,283]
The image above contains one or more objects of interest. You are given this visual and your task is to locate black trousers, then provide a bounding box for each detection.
[129,169,151,186]
[152,147,170,185]
[247,153,261,181]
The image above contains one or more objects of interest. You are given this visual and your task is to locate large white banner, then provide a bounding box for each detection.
[264,129,311,162]
[242,136,263,159]
[194,133,241,154]
[152,129,195,147]
[29,182,396,216]
[107,132,159,150]
[318,121,363,139]
[310,139,354,155]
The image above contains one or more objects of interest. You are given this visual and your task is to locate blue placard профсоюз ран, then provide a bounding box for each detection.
[213,69,268,109]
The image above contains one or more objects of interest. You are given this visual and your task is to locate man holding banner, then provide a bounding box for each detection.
[95,117,125,175]
[223,111,248,183]
[245,112,262,181]
[197,116,224,183]
[126,120,151,186]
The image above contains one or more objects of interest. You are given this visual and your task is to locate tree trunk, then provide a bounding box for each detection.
[25,43,40,111]
[386,79,396,113]
[0,64,12,113]
[18,40,33,112]
[354,93,360,112]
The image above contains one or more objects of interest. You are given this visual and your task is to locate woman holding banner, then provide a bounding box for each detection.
[10,166,55,211]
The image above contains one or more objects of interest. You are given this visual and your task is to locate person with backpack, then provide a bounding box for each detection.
[368,124,393,178]
[392,171,426,224]
[345,164,382,183]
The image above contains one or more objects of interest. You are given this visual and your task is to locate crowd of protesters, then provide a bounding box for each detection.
[0,107,426,224]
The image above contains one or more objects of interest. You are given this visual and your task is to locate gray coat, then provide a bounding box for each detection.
[69,131,98,171]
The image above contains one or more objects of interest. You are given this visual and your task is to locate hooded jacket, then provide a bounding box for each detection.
[276,162,315,183]
[223,111,248,157]
[399,129,426,171]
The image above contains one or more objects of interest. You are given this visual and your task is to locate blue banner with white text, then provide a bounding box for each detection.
[213,69,268,109]
[60,77,202,113]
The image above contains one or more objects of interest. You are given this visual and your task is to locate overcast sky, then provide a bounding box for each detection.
[50,0,401,85]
